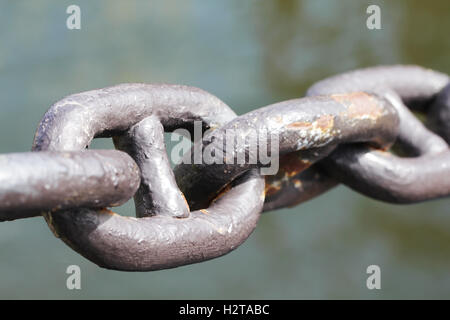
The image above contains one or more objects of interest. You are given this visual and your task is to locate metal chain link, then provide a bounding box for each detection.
[0,65,449,271]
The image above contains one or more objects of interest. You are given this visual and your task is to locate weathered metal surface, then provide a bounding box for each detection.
[113,116,190,219]
[33,83,237,151]
[307,65,449,155]
[45,170,263,271]
[175,92,399,210]
[263,163,337,212]
[0,150,140,221]
[322,145,450,203]
[1,65,449,272]
[32,83,265,271]
[307,65,450,203]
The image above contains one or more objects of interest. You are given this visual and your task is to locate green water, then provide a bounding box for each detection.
[0,0,449,299]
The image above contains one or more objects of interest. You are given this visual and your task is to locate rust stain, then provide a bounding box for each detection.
[200,209,209,215]
[99,208,116,215]
[332,92,383,120]
[293,179,302,189]
[264,181,281,196]
[211,183,232,203]
[287,121,312,129]
[315,114,334,130]
[279,153,311,178]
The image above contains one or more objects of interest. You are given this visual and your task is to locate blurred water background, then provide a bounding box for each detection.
[0,0,449,299]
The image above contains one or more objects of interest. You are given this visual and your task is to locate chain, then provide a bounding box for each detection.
[0,65,449,271]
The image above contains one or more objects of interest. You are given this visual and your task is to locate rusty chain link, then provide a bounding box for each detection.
[0,65,449,271]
